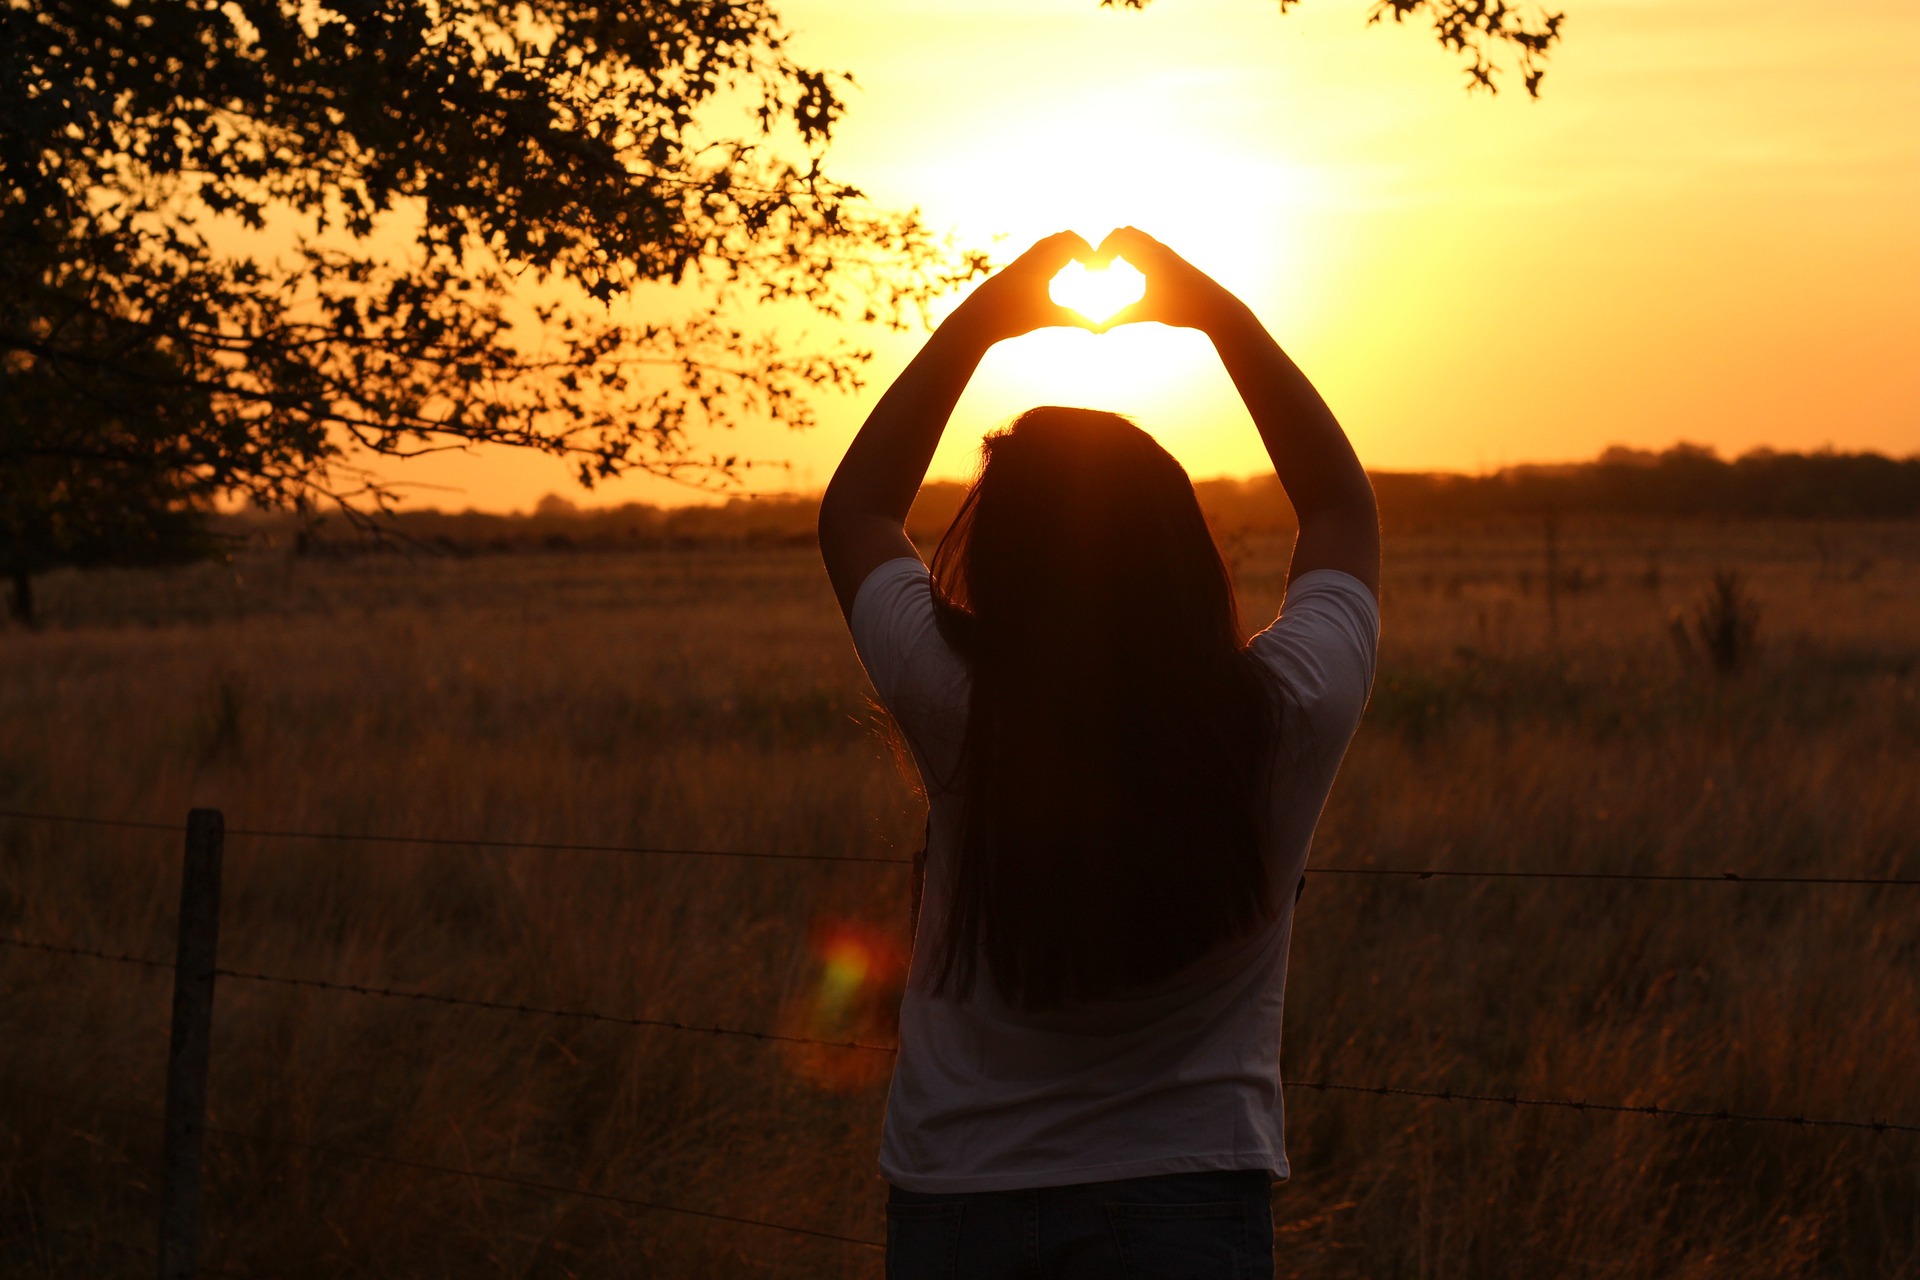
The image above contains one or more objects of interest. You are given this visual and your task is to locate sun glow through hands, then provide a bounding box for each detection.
[960,228,1228,341]
[1048,258,1148,327]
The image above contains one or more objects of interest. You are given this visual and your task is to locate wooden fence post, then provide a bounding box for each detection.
[158,808,224,1280]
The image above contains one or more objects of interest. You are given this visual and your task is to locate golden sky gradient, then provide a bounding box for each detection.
[387,0,1920,511]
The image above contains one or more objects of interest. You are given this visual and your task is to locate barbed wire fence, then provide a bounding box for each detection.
[2,805,1917,1278]
[10,806,1920,884]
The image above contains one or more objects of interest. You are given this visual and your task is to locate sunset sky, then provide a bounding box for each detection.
[389,0,1919,510]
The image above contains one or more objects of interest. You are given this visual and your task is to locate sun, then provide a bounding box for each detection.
[1049,259,1147,326]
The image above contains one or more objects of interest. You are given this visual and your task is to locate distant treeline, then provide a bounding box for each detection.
[232,445,1919,554]
[1371,443,1920,523]
[1200,444,1920,535]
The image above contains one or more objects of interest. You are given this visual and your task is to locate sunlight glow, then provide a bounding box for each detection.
[1049,260,1146,325]
[897,83,1333,483]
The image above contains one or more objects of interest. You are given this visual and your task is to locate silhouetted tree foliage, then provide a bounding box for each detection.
[1109,0,1568,97]
[0,0,985,609]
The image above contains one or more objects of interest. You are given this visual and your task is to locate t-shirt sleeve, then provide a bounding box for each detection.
[1246,569,1380,748]
[848,556,968,784]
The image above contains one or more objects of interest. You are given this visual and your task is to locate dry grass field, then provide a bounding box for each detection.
[2,515,1917,1278]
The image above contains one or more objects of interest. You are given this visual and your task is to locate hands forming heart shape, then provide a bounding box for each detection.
[956,227,1239,343]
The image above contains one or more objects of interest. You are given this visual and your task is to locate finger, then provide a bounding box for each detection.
[1094,225,1149,260]
[1096,226,1172,272]
[1020,230,1094,273]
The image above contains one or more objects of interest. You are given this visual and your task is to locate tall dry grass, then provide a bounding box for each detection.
[2,518,1916,1278]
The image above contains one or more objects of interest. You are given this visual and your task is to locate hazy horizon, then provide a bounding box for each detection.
[365,438,1917,516]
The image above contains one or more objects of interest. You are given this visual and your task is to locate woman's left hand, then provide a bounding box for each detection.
[948,231,1097,345]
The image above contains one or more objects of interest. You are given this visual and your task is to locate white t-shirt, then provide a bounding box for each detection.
[850,557,1378,1193]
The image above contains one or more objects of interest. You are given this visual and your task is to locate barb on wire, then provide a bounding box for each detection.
[1287,1078,1920,1135]
[213,964,897,1054]
[0,934,173,971]
[200,1122,885,1250]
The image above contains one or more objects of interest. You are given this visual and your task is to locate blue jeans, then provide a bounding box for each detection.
[885,1169,1274,1280]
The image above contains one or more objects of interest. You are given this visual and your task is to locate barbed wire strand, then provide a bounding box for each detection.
[8,933,1919,1135]
[0,807,181,835]
[0,807,909,865]
[21,1220,153,1262]
[1308,866,1920,887]
[201,1123,886,1250]
[221,825,913,866]
[9,1082,884,1253]
[8,1105,277,1280]
[1288,1079,1920,1135]
[20,1221,268,1279]
[211,963,898,1054]
[272,948,1914,1136]
[0,935,892,1051]
[0,934,174,971]
[5,806,1915,884]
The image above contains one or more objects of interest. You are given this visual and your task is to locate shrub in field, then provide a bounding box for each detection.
[1671,570,1762,675]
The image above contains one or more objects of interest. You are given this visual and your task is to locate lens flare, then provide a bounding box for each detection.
[1049,260,1146,325]
[779,919,905,1091]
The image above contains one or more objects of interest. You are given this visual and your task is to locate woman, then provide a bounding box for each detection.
[818,228,1379,1280]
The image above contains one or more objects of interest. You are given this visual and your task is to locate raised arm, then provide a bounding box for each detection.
[817,231,1093,618]
[1100,227,1380,596]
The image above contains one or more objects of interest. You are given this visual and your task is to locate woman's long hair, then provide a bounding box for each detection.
[926,406,1277,1009]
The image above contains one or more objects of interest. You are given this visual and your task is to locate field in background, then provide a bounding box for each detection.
[3,516,1917,1278]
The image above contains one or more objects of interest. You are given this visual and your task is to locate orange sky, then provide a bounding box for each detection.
[381,0,1920,511]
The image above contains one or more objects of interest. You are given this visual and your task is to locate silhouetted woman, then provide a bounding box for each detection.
[818,228,1380,1280]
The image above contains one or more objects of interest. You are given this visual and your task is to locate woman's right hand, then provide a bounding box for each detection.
[948,230,1097,345]
[1094,226,1245,334]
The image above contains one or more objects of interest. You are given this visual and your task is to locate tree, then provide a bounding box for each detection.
[1,0,988,614]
